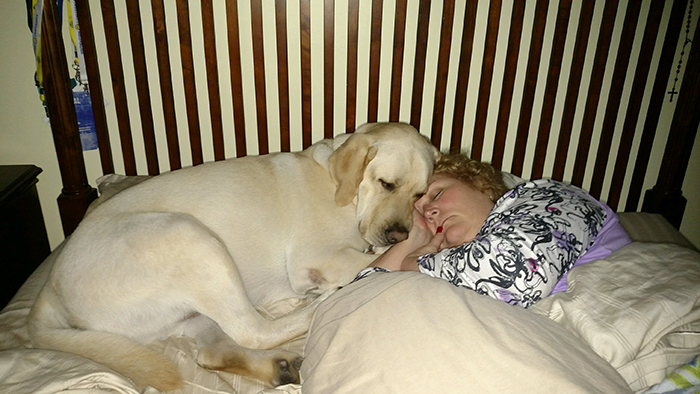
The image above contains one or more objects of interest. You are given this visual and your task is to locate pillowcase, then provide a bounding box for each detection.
[301,271,632,394]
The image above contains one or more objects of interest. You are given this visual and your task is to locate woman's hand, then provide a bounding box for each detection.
[402,209,434,250]
[370,209,445,271]
[399,223,444,270]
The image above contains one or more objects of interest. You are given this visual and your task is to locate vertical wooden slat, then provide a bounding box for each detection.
[100,0,137,175]
[151,0,181,171]
[367,0,383,123]
[626,1,686,212]
[74,0,115,175]
[409,0,432,129]
[450,0,479,151]
[530,0,572,179]
[125,0,159,175]
[607,0,664,210]
[227,0,247,157]
[571,0,619,187]
[324,0,334,138]
[275,0,291,151]
[430,0,456,148]
[510,0,549,176]
[176,0,204,164]
[202,0,225,160]
[552,0,595,180]
[151,0,182,170]
[346,0,359,133]
[389,0,408,122]
[250,0,269,154]
[471,0,502,161]
[42,0,98,236]
[588,1,641,200]
[300,0,312,145]
[491,1,526,169]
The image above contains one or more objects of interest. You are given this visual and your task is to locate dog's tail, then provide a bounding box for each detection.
[28,297,182,392]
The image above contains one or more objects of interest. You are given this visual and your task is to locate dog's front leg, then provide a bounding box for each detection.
[183,315,304,387]
[290,248,379,295]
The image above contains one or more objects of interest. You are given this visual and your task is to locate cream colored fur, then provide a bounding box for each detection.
[27,122,438,391]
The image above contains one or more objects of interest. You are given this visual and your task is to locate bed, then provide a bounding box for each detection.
[2,0,700,393]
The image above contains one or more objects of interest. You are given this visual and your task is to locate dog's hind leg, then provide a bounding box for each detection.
[28,295,183,392]
[168,218,334,351]
[154,215,336,386]
[187,262,333,350]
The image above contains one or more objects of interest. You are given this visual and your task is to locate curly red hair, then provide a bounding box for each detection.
[432,153,509,202]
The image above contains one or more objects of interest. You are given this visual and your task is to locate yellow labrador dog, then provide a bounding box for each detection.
[28,122,438,391]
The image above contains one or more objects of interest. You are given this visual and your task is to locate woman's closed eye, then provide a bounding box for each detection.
[430,189,443,201]
[416,188,442,211]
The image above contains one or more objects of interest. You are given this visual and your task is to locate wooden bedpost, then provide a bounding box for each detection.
[642,18,700,229]
[41,0,98,237]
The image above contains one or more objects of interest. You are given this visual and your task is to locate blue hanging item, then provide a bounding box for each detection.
[73,90,98,150]
[29,0,98,151]
[66,0,98,151]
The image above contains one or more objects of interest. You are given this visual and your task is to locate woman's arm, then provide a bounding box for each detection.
[370,210,444,271]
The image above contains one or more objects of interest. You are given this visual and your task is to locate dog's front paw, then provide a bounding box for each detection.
[273,356,303,386]
[197,344,303,387]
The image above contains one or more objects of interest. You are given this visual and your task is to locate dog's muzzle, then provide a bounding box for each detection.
[384,224,409,244]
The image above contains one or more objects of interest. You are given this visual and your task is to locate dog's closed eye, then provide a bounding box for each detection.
[379,179,395,192]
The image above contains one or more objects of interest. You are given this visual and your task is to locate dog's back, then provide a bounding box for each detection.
[83,148,362,303]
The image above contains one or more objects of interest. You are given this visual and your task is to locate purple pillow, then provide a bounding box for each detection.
[550,202,632,294]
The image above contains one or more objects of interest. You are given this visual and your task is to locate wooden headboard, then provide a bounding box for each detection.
[39,0,699,236]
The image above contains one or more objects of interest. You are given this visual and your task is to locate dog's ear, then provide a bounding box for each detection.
[328,134,378,206]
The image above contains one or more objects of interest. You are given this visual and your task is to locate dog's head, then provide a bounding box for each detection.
[328,122,439,247]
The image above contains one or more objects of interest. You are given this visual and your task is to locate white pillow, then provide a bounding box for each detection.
[531,242,700,392]
[501,171,526,189]
[301,272,631,394]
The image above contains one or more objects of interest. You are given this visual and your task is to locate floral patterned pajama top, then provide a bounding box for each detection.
[355,179,610,308]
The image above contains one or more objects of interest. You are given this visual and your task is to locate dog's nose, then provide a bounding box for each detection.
[385,225,409,244]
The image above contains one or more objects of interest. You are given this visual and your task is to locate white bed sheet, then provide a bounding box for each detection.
[294,242,700,394]
[2,238,699,393]
[300,272,633,393]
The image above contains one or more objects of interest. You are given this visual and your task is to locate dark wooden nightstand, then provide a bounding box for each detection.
[0,165,51,308]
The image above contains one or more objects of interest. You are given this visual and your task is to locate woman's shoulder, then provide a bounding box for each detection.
[488,178,605,227]
[513,178,578,190]
[500,179,593,202]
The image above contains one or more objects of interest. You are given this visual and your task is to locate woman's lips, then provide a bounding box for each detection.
[437,217,450,233]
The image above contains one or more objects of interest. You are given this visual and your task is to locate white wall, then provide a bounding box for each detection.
[1,0,698,250]
[0,0,66,249]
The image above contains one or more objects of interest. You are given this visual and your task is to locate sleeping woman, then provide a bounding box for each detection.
[357,152,632,308]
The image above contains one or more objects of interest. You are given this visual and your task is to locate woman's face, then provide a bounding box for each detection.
[414,174,495,248]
